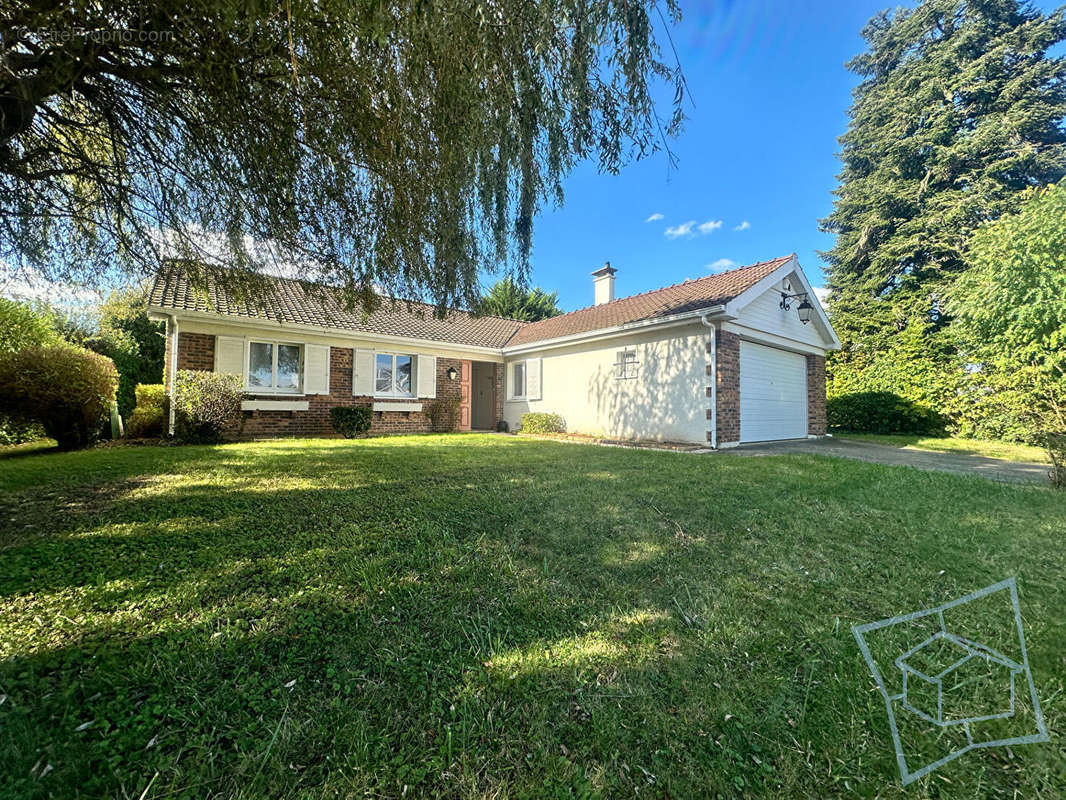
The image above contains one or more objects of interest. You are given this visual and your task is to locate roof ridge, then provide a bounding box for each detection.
[516,254,794,332]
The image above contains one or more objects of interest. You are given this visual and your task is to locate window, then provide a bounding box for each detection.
[375,352,413,396]
[248,341,302,392]
[614,349,639,380]
[511,361,526,399]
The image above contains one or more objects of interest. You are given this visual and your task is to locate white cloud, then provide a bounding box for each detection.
[707,258,737,272]
[734,220,751,231]
[813,286,831,308]
[666,219,726,239]
[665,220,697,239]
[0,264,105,308]
[645,213,664,223]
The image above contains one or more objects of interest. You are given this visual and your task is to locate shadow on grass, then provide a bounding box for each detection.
[1,437,1063,798]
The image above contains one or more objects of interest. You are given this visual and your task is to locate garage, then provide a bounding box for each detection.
[739,340,808,442]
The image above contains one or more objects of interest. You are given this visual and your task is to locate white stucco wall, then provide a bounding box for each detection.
[503,323,708,443]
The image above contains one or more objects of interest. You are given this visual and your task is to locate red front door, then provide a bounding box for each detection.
[458,360,472,430]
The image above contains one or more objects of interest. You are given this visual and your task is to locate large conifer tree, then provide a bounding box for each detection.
[820,0,1066,419]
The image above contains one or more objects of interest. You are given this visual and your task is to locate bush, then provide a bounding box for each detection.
[330,405,372,438]
[87,290,165,417]
[0,297,61,354]
[424,397,459,432]
[0,344,118,449]
[173,371,242,443]
[126,384,168,438]
[0,416,46,446]
[520,412,566,434]
[1039,432,1066,489]
[827,391,946,435]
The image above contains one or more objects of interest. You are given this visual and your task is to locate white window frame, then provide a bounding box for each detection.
[511,361,527,400]
[614,348,639,380]
[374,351,415,398]
[247,339,303,394]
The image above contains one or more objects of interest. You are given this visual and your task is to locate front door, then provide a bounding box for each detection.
[472,362,494,429]
[458,360,472,430]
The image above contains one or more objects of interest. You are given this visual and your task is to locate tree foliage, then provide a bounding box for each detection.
[87,289,165,416]
[477,277,563,321]
[0,296,60,353]
[821,0,1066,434]
[953,180,1066,431]
[2,1,683,311]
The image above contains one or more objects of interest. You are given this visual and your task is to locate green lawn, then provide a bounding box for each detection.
[2,436,1064,798]
[834,432,1049,463]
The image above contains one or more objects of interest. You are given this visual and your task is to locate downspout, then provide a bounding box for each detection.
[167,315,178,438]
[701,314,717,449]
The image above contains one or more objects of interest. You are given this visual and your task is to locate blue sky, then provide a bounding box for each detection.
[524,0,1064,313]
[3,1,1061,310]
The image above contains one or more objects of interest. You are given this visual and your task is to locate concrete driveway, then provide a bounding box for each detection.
[727,437,1050,484]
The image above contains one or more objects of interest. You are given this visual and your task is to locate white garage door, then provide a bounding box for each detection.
[739,341,808,442]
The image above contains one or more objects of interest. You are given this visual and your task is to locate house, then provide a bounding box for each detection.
[147,253,839,445]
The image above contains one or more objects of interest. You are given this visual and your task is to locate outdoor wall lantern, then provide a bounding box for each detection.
[446,366,458,380]
[780,292,814,325]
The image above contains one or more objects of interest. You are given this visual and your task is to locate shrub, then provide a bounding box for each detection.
[126,384,168,438]
[0,297,61,354]
[424,397,459,431]
[330,405,372,438]
[520,412,566,434]
[0,344,118,449]
[87,290,165,417]
[173,370,242,443]
[0,417,46,446]
[1039,432,1066,489]
[827,391,946,436]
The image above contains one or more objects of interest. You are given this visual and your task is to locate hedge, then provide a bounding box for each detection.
[827,391,946,436]
[0,344,118,450]
[520,412,566,434]
[126,384,168,438]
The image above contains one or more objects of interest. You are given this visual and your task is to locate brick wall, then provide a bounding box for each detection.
[177,332,215,371]
[806,353,827,436]
[715,329,741,445]
[164,330,215,383]
[164,330,477,439]
[235,347,467,439]
[493,363,504,430]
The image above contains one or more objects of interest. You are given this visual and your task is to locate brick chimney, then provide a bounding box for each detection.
[592,262,616,305]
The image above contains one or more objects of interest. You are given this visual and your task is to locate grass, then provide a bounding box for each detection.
[834,432,1049,463]
[1,435,1064,798]
[0,440,57,459]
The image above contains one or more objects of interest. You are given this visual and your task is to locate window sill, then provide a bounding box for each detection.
[242,400,310,412]
[372,401,422,412]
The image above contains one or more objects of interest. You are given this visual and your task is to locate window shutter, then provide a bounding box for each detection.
[526,357,542,400]
[303,344,330,394]
[215,336,245,377]
[417,355,437,398]
[353,349,375,396]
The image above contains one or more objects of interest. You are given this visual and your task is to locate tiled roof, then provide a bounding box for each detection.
[505,255,793,347]
[150,255,793,350]
[149,263,526,349]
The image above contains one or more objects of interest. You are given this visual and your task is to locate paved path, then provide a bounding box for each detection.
[726,437,1050,484]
